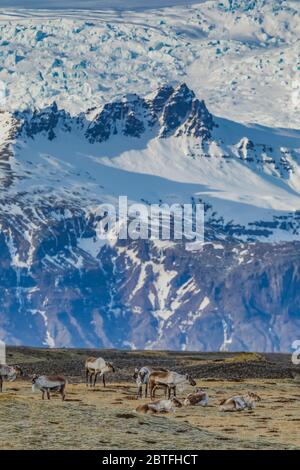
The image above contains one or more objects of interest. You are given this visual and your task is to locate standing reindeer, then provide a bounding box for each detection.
[148,370,196,400]
[0,364,22,392]
[133,366,153,398]
[85,357,115,388]
[133,366,170,399]
[32,375,67,401]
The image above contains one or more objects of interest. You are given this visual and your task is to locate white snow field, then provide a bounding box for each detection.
[10,118,300,234]
[0,1,300,241]
[0,1,203,9]
[0,0,299,127]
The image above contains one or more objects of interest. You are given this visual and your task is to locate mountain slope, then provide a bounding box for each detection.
[0,83,300,351]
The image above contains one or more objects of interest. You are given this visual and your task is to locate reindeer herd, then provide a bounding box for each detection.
[0,357,262,413]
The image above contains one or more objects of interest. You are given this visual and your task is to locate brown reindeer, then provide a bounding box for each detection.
[184,388,209,407]
[85,357,115,387]
[133,366,169,399]
[149,370,196,400]
[32,375,67,401]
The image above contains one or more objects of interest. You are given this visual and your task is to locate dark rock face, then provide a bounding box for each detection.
[158,83,215,139]
[151,84,174,114]
[16,83,214,144]
[0,84,299,351]
[86,95,149,143]
[16,103,74,140]
[160,83,195,137]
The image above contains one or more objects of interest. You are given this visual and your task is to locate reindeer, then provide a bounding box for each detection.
[219,392,261,412]
[133,366,169,399]
[148,370,196,400]
[135,397,183,414]
[0,364,22,392]
[85,357,115,388]
[32,375,67,401]
[133,366,153,399]
[184,387,209,407]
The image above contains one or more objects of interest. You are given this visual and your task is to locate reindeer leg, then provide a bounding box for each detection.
[173,386,176,397]
[47,389,50,400]
[85,369,89,387]
[102,374,106,388]
[61,385,66,401]
[168,386,171,400]
[90,372,94,388]
[93,372,98,388]
[145,383,148,398]
[42,390,45,400]
[152,385,159,400]
[150,382,154,400]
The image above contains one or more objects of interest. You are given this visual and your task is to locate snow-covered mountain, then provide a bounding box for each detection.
[1,82,300,351]
[0,0,300,351]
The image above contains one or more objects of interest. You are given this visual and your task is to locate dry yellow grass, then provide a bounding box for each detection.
[224,353,265,363]
[0,378,299,450]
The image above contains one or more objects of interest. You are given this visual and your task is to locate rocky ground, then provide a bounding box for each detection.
[0,347,300,450]
[5,347,299,381]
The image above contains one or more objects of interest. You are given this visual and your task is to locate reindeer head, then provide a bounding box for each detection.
[31,374,40,393]
[186,374,196,386]
[195,387,205,394]
[6,365,22,381]
[171,397,183,408]
[133,368,139,380]
[246,391,261,402]
[14,365,23,377]
[107,362,115,373]
[31,374,38,385]
[139,370,147,381]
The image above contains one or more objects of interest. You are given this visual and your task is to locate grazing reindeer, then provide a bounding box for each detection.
[219,392,261,412]
[133,366,153,399]
[85,357,115,388]
[184,388,209,407]
[32,375,67,401]
[149,370,196,400]
[135,397,183,414]
[0,364,22,392]
[133,366,169,399]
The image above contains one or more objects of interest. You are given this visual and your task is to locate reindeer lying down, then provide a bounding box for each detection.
[184,388,209,407]
[219,392,261,412]
[136,397,183,414]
